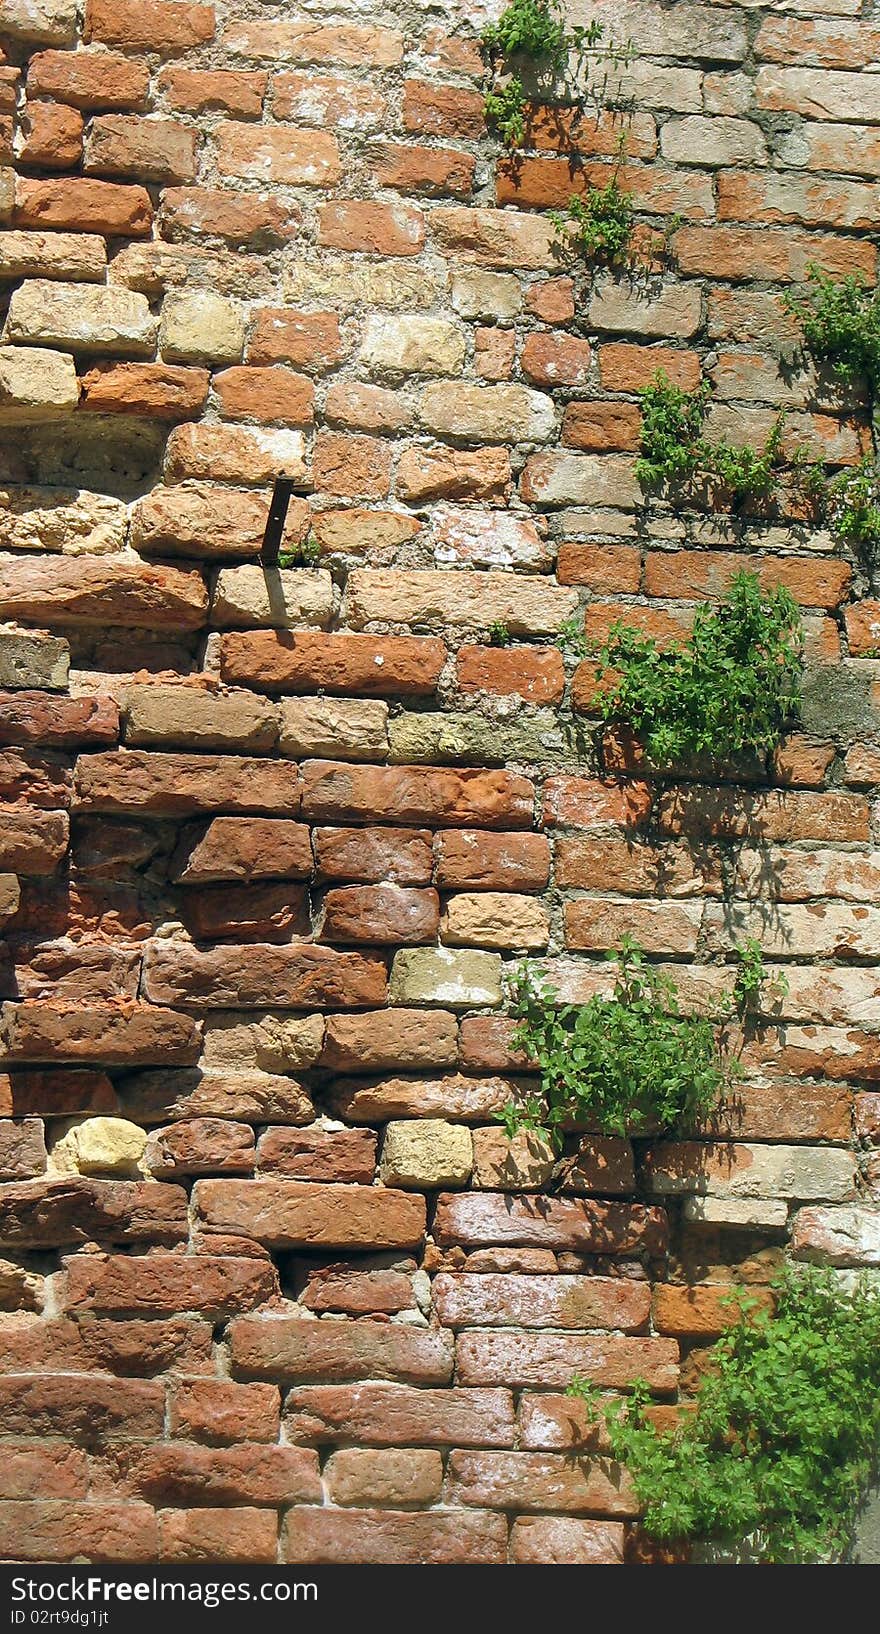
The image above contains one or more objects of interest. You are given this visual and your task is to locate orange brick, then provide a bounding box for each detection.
[20,101,83,168]
[562,401,641,452]
[402,79,485,139]
[371,143,474,200]
[645,551,851,610]
[85,0,215,51]
[85,115,198,183]
[456,646,565,704]
[526,279,575,324]
[159,67,267,118]
[14,176,152,236]
[674,224,877,283]
[248,309,341,372]
[598,342,702,392]
[521,333,592,387]
[556,544,641,593]
[318,200,424,256]
[79,363,210,419]
[272,71,386,129]
[27,48,149,110]
[214,366,314,427]
[474,329,516,381]
[312,433,393,500]
[161,187,299,246]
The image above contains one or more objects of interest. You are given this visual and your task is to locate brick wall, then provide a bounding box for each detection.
[0,0,877,1567]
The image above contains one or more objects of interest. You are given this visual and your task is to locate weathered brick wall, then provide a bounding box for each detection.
[0,0,877,1567]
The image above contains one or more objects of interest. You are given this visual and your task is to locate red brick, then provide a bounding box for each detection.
[300,1265,412,1314]
[402,78,485,139]
[0,1314,211,1376]
[14,175,152,236]
[433,1273,650,1332]
[0,1443,89,1501]
[324,381,409,435]
[146,1118,255,1177]
[498,157,713,219]
[0,806,68,875]
[220,632,445,697]
[522,333,592,387]
[563,400,642,452]
[85,0,215,50]
[65,1252,276,1318]
[285,1382,515,1447]
[0,1373,165,1438]
[248,308,341,370]
[80,362,210,419]
[556,543,641,591]
[525,106,656,158]
[230,1314,446,1383]
[0,555,207,631]
[301,762,534,828]
[272,70,386,129]
[598,341,702,391]
[658,786,870,842]
[448,1449,639,1514]
[86,114,197,182]
[455,1332,678,1392]
[434,830,550,891]
[652,1283,774,1338]
[318,200,424,256]
[20,100,83,167]
[321,1010,458,1073]
[645,550,850,610]
[216,122,340,187]
[0,691,117,749]
[320,884,439,945]
[456,646,565,703]
[257,1125,376,1183]
[755,16,879,71]
[397,445,511,502]
[224,20,403,70]
[158,1507,276,1564]
[314,826,432,885]
[543,777,652,829]
[196,1180,425,1253]
[673,224,876,283]
[474,326,516,380]
[281,1506,506,1565]
[845,601,880,656]
[565,897,701,955]
[179,882,308,943]
[328,1072,510,1124]
[434,1193,667,1256]
[372,142,475,199]
[161,186,298,246]
[213,365,313,425]
[526,278,575,324]
[0,1500,158,1563]
[75,750,299,816]
[142,940,384,1010]
[1,1003,200,1067]
[28,48,149,110]
[124,1443,317,1509]
[324,1447,442,1507]
[172,817,312,883]
[159,66,266,116]
[511,1516,625,1564]
[169,1378,279,1444]
[312,431,393,499]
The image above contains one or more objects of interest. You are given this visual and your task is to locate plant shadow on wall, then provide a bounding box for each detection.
[480,0,633,156]
[568,1268,880,1564]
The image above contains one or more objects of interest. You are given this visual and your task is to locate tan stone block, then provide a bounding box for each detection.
[122,683,278,752]
[380,1120,473,1189]
[0,345,78,418]
[277,697,388,761]
[359,315,465,376]
[211,566,333,630]
[0,489,127,554]
[451,269,521,321]
[0,231,106,282]
[50,1116,147,1175]
[282,257,445,312]
[471,1127,555,1190]
[441,892,550,950]
[588,275,703,337]
[159,289,245,364]
[201,1013,325,1074]
[420,382,555,443]
[346,569,576,636]
[6,280,156,355]
[389,948,503,1010]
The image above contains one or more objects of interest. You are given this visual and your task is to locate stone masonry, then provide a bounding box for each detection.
[0,0,878,1568]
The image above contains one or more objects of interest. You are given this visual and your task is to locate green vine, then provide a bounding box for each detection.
[278,533,321,568]
[569,1268,880,1564]
[635,372,786,508]
[549,174,634,267]
[505,937,735,1143]
[481,0,630,151]
[566,570,804,767]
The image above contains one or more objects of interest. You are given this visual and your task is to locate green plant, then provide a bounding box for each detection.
[569,1267,880,1564]
[635,372,786,507]
[732,937,788,1016]
[578,570,803,766]
[784,267,880,399]
[550,175,634,266]
[278,533,321,568]
[829,456,880,571]
[487,619,512,647]
[505,937,731,1143]
[481,1,628,150]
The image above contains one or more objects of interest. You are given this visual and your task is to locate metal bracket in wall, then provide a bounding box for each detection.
[260,476,313,566]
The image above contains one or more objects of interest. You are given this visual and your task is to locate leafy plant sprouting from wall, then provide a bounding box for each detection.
[563,570,804,768]
[635,371,787,509]
[481,0,631,151]
[569,1268,880,1564]
[549,173,634,268]
[783,268,880,582]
